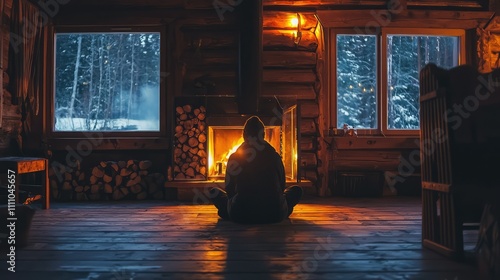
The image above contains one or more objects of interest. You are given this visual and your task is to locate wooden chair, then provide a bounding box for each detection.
[419,64,500,259]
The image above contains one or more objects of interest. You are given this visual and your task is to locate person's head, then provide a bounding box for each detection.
[243,116,265,142]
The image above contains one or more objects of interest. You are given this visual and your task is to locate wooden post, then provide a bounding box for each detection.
[238,0,262,114]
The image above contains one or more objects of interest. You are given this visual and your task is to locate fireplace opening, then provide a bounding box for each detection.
[207,126,281,179]
[172,103,298,182]
[207,106,298,181]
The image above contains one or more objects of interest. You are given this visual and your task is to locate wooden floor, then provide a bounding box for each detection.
[1,196,481,279]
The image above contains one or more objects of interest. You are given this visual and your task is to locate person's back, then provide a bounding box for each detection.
[226,141,286,223]
[209,116,302,224]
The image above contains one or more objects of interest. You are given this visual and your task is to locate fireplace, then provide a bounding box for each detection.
[172,103,298,182]
[207,126,281,178]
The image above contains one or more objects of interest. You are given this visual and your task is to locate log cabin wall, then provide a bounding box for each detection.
[0,0,22,156]
[2,0,498,200]
[261,9,327,195]
[478,15,500,72]
[29,1,247,201]
[264,0,497,196]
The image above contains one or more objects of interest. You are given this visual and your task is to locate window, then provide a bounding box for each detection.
[332,28,465,135]
[54,30,161,132]
[336,34,378,129]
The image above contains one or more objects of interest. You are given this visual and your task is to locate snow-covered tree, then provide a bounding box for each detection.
[54,32,161,131]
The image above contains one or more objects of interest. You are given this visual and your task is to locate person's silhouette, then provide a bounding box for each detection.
[209,116,302,223]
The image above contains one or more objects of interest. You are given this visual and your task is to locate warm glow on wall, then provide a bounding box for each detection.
[289,13,302,45]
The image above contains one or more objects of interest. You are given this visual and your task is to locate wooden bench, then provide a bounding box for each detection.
[0,157,49,209]
[419,64,500,259]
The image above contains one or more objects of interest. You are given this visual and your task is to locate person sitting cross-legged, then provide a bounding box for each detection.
[209,116,303,224]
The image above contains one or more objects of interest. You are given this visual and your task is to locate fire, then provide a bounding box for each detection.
[222,137,244,161]
[211,136,244,176]
[207,125,286,179]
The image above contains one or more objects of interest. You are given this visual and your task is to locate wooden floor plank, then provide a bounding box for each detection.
[3,259,478,273]
[0,196,480,279]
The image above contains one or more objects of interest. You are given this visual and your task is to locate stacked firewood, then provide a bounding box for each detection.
[49,160,87,201]
[173,104,208,180]
[49,160,165,201]
[90,160,163,200]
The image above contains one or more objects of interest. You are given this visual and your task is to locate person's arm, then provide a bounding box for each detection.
[225,154,240,198]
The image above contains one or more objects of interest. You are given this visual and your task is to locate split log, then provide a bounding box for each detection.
[188,137,199,147]
[104,184,113,194]
[103,174,113,183]
[91,184,101,194]
[137,192,148,200]
[112,189,126,200]
[173,104,208,180]
[120,168,133,177]
[139,160,152,170]
[199,134,206,143]
[115,175,123,187]
[92,166,104,178]
[131,184,142,194]
[49,160,87,201]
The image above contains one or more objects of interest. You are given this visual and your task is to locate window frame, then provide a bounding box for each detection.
[330,27,466,136]
[47,25,168,140]
[330,28,381,136]
[381,28,466,136]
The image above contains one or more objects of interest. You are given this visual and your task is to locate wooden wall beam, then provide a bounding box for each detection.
[263,30,318,51]
[263,69,316,83]
[407,0,486,9]
[491,0,500,12]
[263,0,387,7]
[54,9,238,26]
[261,83,316,99]
[264,0,485,9]
[263,51,317,68]
[316,10,494,29]
[263,11,318,30]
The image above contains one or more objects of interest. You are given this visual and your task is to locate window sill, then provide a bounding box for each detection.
[326,136,419,150]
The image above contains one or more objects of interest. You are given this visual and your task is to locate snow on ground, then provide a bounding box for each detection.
[55,118,159,131]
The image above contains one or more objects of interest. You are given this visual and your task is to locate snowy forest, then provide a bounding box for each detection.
[336,34,459,130]
[54,32,161,131]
